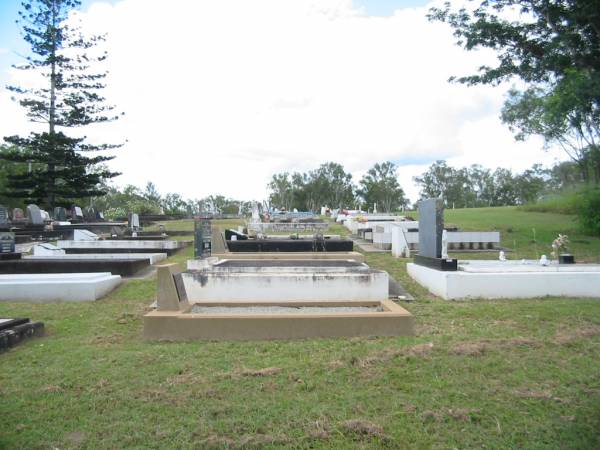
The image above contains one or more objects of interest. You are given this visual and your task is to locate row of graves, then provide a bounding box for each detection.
[144,214,414,341]
[404,199,600,300]
[0,210,191,303]
[336,209,501,256]
[224,204,354,253]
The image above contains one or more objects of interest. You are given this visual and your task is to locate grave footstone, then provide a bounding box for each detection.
[53,207,67,221]
[414,198,457,271]
[26,204,43,226]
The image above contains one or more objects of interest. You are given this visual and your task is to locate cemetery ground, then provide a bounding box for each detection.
[1,208,600,448]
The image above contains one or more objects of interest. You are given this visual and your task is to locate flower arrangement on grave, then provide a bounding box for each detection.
[551,234,570,259]
[356,216,368,223]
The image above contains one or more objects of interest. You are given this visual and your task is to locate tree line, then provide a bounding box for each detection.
[267,161,408,213]
[414,160,583,209]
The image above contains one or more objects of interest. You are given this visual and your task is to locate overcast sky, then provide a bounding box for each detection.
[0,0,565,204]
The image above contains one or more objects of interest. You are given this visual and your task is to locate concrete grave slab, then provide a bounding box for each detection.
[0,272,121,302]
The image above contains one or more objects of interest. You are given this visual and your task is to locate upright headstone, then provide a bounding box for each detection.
[251,202,260,221]
[26,204,43,226]
[0,232,16,253]
[83,207,96,222]
[96,211,105,221]
[128,213,140,230]
[0,206,8,226]
[72,206,84,221]
[53,207,67,221]
[40,210,50,221]
[194,218,212,258]
[12,208,25,223]
[414,198,457,271]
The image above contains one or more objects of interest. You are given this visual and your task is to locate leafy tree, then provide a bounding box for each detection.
[429,0,600,182]
[1,0,122,209]
[267,173,294,210]
[358,161,407,212]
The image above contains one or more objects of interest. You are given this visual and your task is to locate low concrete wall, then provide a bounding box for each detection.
[25,253,167,265]
[181,269,389,302]
[57,239,189,250]
[0,272,121,302]
[210,252,365,262]
[407,262,600,299]
[144,300,414,341]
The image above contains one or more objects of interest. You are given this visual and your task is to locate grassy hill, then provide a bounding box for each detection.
[1,210,599,449]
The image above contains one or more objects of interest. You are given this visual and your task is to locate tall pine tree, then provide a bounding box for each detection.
[2,0,122,209]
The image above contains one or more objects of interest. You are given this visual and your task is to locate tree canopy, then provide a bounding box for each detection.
[428,0,600,182]
[1,0,122,209]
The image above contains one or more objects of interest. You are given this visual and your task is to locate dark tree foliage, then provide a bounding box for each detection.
[1,0,122,209]
[267,162,356,212]
[357,161,407,212]
[414,160,562,207]
[428,0,600,182]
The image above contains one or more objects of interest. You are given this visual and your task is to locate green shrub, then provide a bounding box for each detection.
[577,187,600,236]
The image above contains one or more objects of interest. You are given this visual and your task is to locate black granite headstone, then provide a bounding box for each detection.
[83,207,97,222]
[418,198,443,258]
[194,218,212,258]
[0,232,16,253]
[415,198,457,271]
[53,207,67,221]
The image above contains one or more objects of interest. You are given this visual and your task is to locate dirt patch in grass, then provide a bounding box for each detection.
[352,343,434,368]
[512,388,570,403]
[88,334,124,345]
[306,419,331,440]
[40,384,63,393]
[554,325,600,345]
[340,419,389,440]
[200,434,236,448]
[422,408,481,422]
[238,433,290,447]
[166,371,204,385]
[451,338,537,356]
[64,431,86,445]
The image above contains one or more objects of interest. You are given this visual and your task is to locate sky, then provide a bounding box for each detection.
[0,0,565,204]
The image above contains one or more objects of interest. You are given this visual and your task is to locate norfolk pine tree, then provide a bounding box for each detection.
[1,0,122,209]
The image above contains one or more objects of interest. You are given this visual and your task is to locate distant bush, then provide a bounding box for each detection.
[518,188,581,214]
[577,187,600,236]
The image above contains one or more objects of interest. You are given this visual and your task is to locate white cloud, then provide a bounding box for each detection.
[0,0,565,203]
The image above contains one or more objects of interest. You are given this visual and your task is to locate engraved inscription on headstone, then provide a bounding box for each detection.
[26,204,43,226]
[0,232,16,253]
[0,206,8,225]
[418,198,443,258]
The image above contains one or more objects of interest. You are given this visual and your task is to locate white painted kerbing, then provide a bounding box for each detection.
[407,262,600,300]
[0,273,122,302]
[25,253,168,264]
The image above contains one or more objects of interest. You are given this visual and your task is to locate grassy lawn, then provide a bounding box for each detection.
[1,212,600,449]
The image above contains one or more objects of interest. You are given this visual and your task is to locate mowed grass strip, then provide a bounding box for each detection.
[0,213,599,449]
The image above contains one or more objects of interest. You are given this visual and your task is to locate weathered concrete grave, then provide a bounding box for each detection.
[144,264,414,341]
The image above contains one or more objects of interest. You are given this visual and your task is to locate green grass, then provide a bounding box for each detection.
[1,213,600,448]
